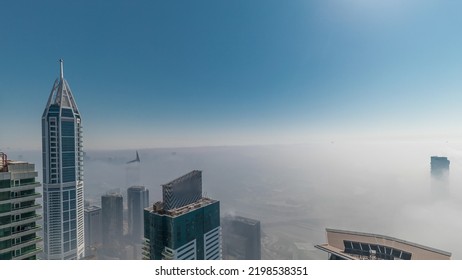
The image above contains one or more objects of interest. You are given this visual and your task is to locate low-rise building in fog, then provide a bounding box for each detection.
[315,228,451,260]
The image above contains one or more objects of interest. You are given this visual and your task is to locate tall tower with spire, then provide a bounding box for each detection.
[42,59,85,259]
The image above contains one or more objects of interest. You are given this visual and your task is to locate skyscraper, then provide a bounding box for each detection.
[0,152,42,260]
[143,170,222,260]
[101,192,123,258]
[84,205,102,256]
[222,215,261,260]
[42,60,85,260]
[430,156,450,179]
[127,186,149,242]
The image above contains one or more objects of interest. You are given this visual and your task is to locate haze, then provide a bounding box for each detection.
[6,139,462,259]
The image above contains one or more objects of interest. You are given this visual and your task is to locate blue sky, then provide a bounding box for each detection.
[1,0,462,149]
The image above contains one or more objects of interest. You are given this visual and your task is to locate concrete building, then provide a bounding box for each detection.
[84,205,102,256]
[0,153,42,260]
[101,192,123,257]
[143,170,222,260]
[315,228,451,260]
[42,59,85,259]
[222,215,261,260]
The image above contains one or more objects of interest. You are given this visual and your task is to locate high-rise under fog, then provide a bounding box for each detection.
[143,170,222,260]
[127,186,149,242]
[101,192,123,258]
[41,60,85,260]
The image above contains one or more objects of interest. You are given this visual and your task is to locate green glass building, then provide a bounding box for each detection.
[0,153,42,260]
[143,171,222,260]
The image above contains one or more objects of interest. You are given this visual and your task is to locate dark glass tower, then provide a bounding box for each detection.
[143,171,222,260]
[101,192,123,258]
[127,186,149,242]
[84,205,102,256]
[42,60,85,259]
[222,215,261,260]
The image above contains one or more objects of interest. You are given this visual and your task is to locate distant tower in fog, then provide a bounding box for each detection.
[127,186,149,241]
[222,215,261,260]
[430,156,450,197]
[101,192,123,257]
[431,156,449,179]
[84,205,102,256]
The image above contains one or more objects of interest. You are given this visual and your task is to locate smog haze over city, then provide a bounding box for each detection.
[2,0,462,259]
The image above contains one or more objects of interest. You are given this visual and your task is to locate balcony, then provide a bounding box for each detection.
[0,204,41,218]
[0,214,41,230]
[141,250,150,260]
[0,225,42,242]
[161,249,174,260]
[0,236,42,254]
[12,247,42,260]
[8,193,42,204]
[2,182,41,192]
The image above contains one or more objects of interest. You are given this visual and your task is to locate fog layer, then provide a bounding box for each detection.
[8,140,462,259]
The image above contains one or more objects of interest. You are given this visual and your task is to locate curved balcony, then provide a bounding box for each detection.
[0,214,41,230]
[8,193,42,204]
[2,182,41,192]
[12,247,42,260]
[0,236,42,254]
[0,204,41,218]
[0,225,42,242]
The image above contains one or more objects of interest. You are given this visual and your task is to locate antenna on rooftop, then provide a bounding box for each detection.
[59,58,64,79]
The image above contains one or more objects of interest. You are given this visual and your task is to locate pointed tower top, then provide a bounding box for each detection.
[59,58,64,79]
[43,59,80,117]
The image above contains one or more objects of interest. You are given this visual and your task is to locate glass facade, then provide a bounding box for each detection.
[144,200,221,260]
[0,161,42,260]
[127,186,149,242]
[101,193,123,258]
[143,171,222,260]
[42,64,85,260]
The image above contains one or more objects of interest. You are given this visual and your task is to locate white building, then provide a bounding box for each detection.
[42,60,85,259]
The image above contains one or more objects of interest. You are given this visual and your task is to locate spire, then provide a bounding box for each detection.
[43,59,80,116]
[59,58,64,79]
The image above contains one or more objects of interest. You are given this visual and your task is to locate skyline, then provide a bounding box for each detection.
[2,1,462,150]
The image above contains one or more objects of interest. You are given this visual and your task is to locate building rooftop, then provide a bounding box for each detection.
[315,228,451,260]
[128,186,147,191]
[162,170,201,188]
[162,170,203,210]
[85,205,102,212]
[43,59,80,114]
[149,197,217,218]
[103,192,122,197]
[0,154,38,180]
[224,215,260,226]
